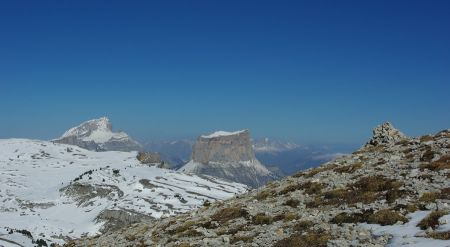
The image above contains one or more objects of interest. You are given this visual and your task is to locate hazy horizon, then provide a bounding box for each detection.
[1,1,449,143]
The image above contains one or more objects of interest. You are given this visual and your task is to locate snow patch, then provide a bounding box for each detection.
[201,130,247,138]
[360,210,450,247]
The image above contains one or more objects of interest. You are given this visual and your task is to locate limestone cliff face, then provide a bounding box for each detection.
[180,130,277,188]
[192,130,255,164]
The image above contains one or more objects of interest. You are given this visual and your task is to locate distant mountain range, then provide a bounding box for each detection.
[52,117,354,176]
[142,137,354,175]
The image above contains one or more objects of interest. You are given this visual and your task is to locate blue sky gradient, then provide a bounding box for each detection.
[0,0,449,144]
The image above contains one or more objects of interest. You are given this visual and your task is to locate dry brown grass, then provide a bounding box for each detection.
[306,164,338,177]
[420,192,440,203]
[334,163,363,173]
[417,211,448,230]
[419,188,450,203]
[293,220,314,232]
[178,228,203,237]
[427,231,450,240]
[272,230,331,247]
[255,189,273,201]
[420,155,450,171]
[420,135,435,142]
[331,211,372,224]
[278,183,303,195]
[367,209,408,225]
[283,199,300,208]
[307,175,404,208]
[274,212,298,222]
[211,205,249,224]
[252,213,273,225]
[230,234,255,244]
[331,209,407,226]
[353,175,403,192]
[167,220,196,234]
[303,182,325,195]
[173,243,191,247]
[421,149,435,162]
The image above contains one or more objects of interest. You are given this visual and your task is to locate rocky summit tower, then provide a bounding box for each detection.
[179,130,278,188]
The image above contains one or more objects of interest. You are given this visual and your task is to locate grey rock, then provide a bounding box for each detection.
[365,122,407,147]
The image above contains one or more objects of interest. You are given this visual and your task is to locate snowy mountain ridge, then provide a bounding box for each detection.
[54,117,142,152]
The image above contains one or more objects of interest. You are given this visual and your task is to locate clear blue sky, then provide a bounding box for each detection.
[0,0,449,144]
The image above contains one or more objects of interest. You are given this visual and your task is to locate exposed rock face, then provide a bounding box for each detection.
[67,124,450,247]
[365,122,407,147]
[53,117,142,152]
[193,130,255,164]
[137,152,162,164]
[179,130,277,188]
[95,209,153,233]
[137,152,172,169]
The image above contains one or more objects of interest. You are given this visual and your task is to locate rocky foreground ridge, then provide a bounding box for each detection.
[179,130,278,188]
[66,123,450,247]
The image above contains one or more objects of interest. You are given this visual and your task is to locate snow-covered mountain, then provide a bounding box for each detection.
[179,130,278,188]
[53,117,142,152]
[0,139,248,247]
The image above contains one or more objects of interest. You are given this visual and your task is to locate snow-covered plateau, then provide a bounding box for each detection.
[0,139,248,247]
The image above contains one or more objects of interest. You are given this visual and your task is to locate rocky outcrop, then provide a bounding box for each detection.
[179,130,277,188]
[137,152,162,164]
[95,209,153,233]
[53,117,142,152]
[67,123,450,247]
[136,152,172,169]
[365,122,407,147]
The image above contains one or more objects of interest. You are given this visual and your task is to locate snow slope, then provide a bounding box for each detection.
[0,139,248,246]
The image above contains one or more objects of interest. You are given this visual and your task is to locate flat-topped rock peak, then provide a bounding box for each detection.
[180,130,277,188]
